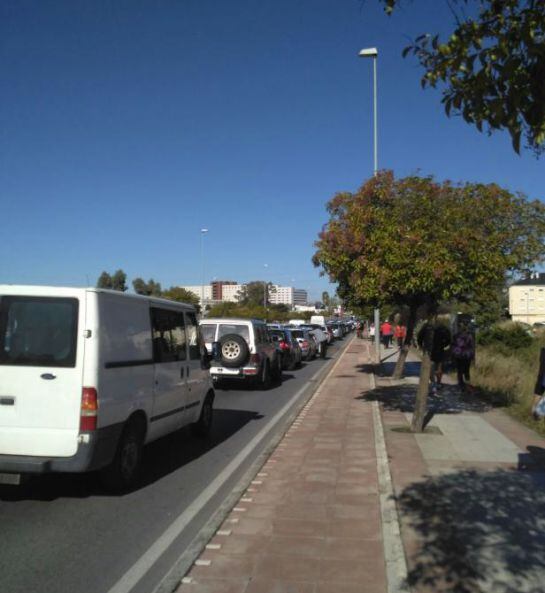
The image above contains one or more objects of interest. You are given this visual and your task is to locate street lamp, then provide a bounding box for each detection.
[263,264,269,312]
[359,46,380,360]
[200,228,208,316]
[358,47,378,176]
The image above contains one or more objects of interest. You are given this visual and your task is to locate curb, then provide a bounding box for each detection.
[369,343,411,593]
[154,336,357,593]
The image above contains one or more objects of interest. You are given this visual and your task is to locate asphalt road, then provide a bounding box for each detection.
[0,338,348,593]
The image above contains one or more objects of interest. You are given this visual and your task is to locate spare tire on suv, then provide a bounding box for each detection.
[219,334,250,368]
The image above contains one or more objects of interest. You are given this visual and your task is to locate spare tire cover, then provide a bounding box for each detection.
[219,334,250,368]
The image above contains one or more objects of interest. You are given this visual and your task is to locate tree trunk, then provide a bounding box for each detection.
[392,305,417,379]
[412,349,432,432]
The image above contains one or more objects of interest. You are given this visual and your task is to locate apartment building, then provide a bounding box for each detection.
[509,273,545,324]
[269,286,308,306]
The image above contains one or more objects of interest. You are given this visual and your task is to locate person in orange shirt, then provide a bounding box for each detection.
[380,320,393,348]
[394,323,407,349]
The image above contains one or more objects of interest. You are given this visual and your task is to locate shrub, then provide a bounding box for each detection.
[477,321,533,352]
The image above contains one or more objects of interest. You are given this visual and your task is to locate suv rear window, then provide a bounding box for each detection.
[200,324,217,343]
[218,324,250,342]
[0,296,79,367]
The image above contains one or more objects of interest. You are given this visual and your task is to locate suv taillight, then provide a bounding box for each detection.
[279,341,289,351]
[302,340,309,348]
[80,387,98,431]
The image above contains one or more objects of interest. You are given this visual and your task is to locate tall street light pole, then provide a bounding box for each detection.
[359,46,380,362]
[200,228,208,317]
[263,264,269,313]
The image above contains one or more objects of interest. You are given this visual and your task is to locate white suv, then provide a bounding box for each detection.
[199,318,282,389]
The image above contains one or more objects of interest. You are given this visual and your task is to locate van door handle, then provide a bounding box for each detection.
[41,373,56,380]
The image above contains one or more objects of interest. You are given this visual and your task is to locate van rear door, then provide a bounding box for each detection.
[0,294,83,457]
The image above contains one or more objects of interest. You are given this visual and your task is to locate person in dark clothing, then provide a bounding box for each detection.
[532,347,545,420]
[417,322,452,390]
[451,324,475,392]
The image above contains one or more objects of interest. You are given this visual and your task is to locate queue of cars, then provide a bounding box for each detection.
[0,283,354,490]
[199,316,355,389]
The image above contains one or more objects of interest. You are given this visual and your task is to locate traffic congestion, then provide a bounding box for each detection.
[200,315,356,390]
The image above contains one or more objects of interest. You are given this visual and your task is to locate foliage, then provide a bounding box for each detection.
[236,281,275,307]
[96,269,127,292]
[477,321,533,352]
[381,0,545,153]
[313,171,545,313]
[162,286,200,308]
[132,277,162,296]
[207,301,313,323]
[472,335,545,436]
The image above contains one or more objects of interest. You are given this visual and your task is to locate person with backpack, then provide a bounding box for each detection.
[451,323,475,392]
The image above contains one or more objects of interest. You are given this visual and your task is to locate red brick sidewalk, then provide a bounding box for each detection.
[177,338,388,593]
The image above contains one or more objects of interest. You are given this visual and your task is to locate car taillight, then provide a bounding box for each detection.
[80,387,98,431]
[250,353,261,365]
[279,341,289,351]
[302,340,309,348]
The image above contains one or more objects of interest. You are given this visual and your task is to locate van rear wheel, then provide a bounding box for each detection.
[100,421,144,492]
[192,393,214,438]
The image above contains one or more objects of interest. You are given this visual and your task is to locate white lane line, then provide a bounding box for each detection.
[216,530,232,536]
[194,559,211,567]
[106,367,327,593]
[205,544,221,550]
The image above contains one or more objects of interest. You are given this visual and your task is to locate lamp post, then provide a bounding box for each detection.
[200,228,208,316]
[263,264,269,315]
[359,46,380,361]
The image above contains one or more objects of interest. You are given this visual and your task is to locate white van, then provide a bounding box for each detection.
[0,286,215,490]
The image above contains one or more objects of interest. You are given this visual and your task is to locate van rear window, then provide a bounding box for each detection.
[0,296,79,367]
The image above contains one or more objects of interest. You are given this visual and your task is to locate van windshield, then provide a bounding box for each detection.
[0,296,79,367]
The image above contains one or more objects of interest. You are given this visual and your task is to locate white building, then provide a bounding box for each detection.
[509,274,545,324]
[269,286,308,307]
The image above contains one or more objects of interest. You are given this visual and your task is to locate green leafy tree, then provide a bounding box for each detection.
[162,286,200,309]
[97,269,127,291]
[381,0,545,153]
[111,269,128,292]
[132,277,162,296]
[96,271,113,289]
[237,281,274,307]
[313,171,545,431]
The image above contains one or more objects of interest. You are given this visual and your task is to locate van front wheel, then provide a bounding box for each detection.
[100,421,144,492]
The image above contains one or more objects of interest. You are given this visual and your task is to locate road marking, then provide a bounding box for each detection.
[205,544,221,550]
[216,530,232,536]
[118,346,348,593]
[181,577,193,584]
[194,559,211,567]
[240,498,253,502]
[105,373,317,593]
[233,507,246,512]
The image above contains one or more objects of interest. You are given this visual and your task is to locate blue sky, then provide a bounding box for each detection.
[2,0,543,301]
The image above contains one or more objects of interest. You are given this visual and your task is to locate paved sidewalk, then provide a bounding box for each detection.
[373,346,545,593]
[176,338,389,593]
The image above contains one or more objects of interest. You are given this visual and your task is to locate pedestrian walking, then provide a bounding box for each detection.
[380,319,393,348]
[451,323,475,393]
[369,322,375,341]
[394,323,407,348]
[417,321,452,391]
[532,347,545,420]
[356,320,363,339]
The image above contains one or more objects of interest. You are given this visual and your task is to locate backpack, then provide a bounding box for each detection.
[452,333,473,359]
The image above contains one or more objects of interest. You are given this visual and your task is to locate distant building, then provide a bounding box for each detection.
[176,282,307,309]
[269,286,308,307]
[211,280,239,301]
[509,273,545,324]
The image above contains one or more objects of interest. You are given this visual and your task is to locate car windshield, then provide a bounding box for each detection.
[0,296,79,367]
[218,324,250,342]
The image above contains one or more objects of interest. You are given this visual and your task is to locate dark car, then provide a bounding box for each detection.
[268,327,303,370]
[289,328,318,361]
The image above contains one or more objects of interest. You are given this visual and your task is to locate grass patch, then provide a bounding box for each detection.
[471,336,545,437]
